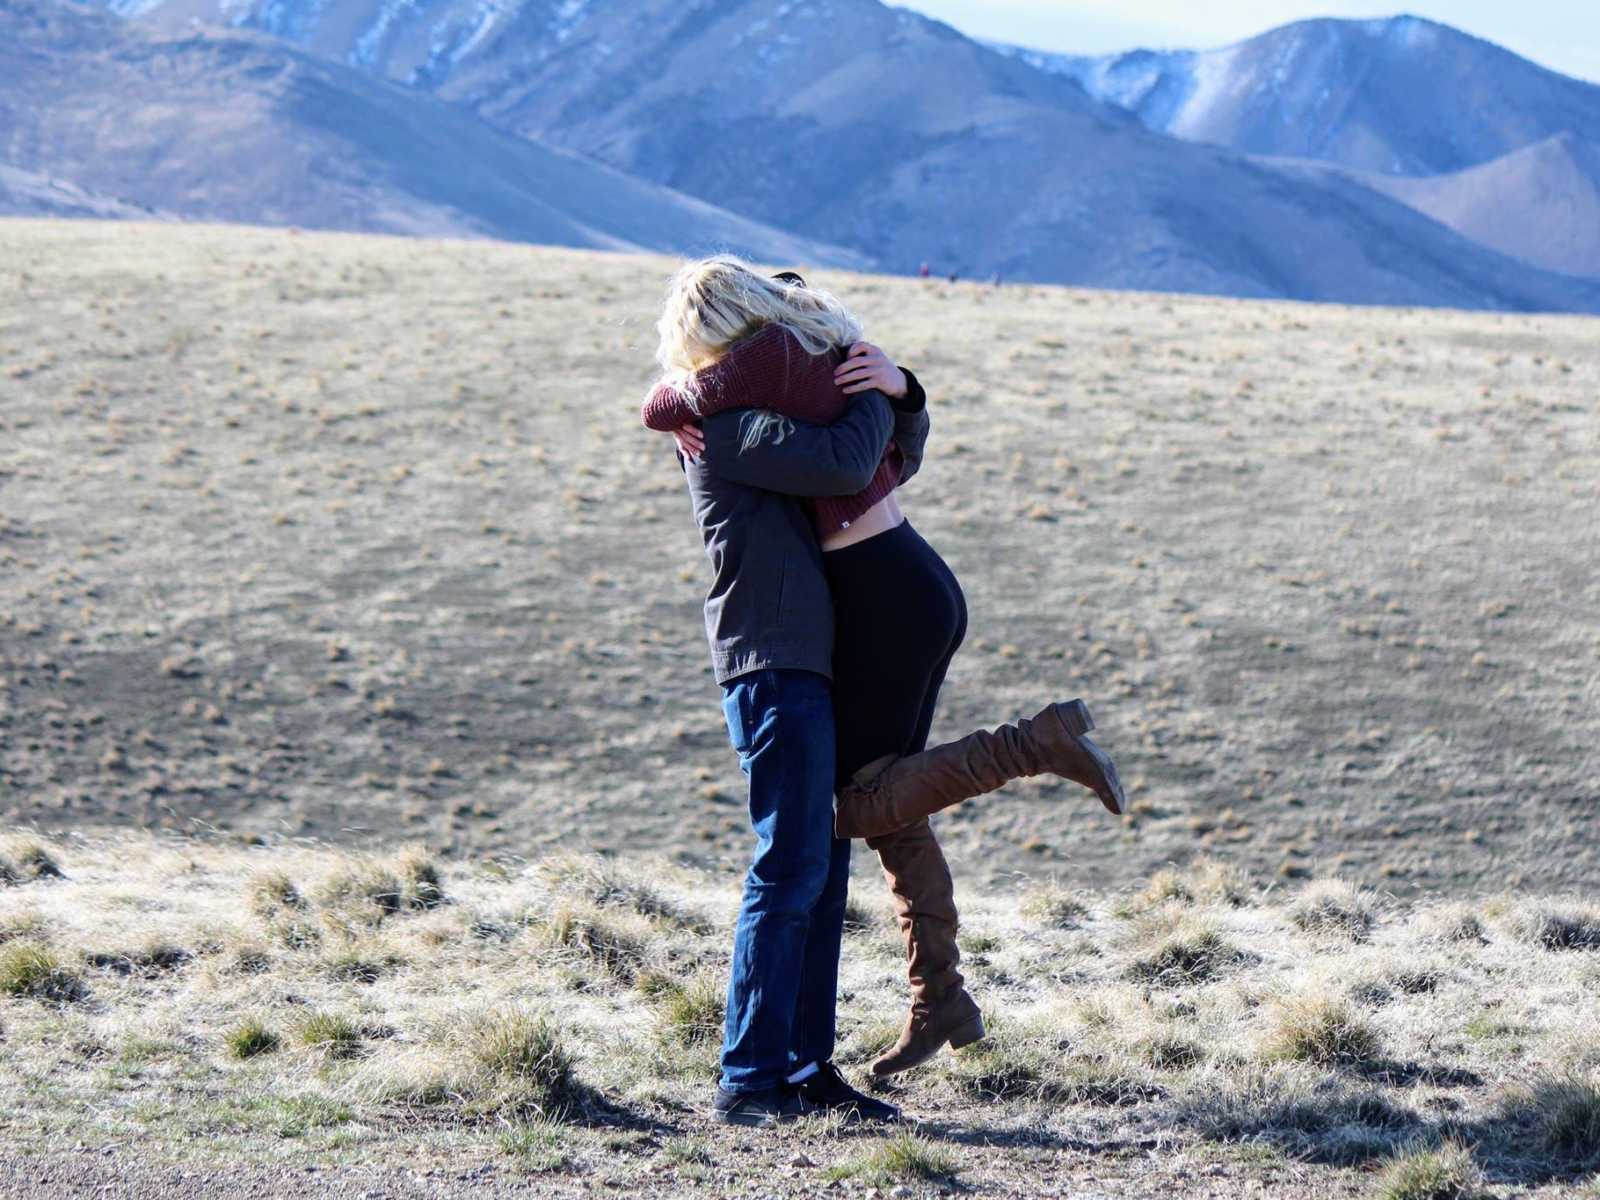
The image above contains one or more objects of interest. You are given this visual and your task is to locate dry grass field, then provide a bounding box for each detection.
[2,218,1596,892]
[0,833,1598,1198]
[1,218,1598,1195]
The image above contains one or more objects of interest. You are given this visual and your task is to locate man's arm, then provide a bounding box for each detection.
[890,366,930,486]
[697,390,895,496]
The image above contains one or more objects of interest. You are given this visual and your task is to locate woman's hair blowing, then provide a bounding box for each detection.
[653,255,863,447]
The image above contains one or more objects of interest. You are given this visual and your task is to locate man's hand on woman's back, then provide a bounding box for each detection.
[836,342,907,400]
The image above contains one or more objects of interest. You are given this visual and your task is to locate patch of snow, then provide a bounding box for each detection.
[1169,45,1244,138]
[350,0,421,69]
[106,0,166,16]
[445,0,518,65]
[552,0,588,43]
[253,0,331,40]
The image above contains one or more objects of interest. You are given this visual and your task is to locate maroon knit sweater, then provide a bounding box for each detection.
[641,324,902,536]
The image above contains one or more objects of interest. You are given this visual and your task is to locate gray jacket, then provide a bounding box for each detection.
[680,370,929,685]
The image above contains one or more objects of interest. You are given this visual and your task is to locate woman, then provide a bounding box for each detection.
[648,257,1124,1080]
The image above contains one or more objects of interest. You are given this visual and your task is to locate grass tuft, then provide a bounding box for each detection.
[497,1116,570,1172]
[824,1131,957,1187]
[1,840,65,882]
[1022,885,1089,928]
[1290,879,1378,941]
[0,942,87,1004]
[1126,923,1253,986]
[225,1018,282,1060]
[1374,1140,1487,1200]
[456,1007,581,1117]
[1523,905,1600,952]
[538,854,708,933]
[1504,1074,1600,1161]
[654,976,725,1046]
[296,1012,364,1060]
[1263,995,1383,1068]
[249,871,307,918]
[542,905,647,981]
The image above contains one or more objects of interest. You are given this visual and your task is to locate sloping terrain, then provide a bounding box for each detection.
[3,219,1598,900]
[1345,133,1600,279]
[0,163,174,220]
[998,15,1600,176]
[0,0,862,265]
[77,0,1600,310]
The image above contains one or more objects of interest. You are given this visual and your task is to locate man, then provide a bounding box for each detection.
[665,322,927,1127]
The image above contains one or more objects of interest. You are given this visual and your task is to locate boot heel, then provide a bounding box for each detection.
[948,1014,986,1050]
[1058,698,1094,736]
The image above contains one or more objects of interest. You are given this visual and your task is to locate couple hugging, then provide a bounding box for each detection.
[643,256,1126,1127]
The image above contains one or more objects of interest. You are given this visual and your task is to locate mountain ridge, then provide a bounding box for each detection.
[20,0,1600,310]
[0,0,867,266]
[988,15,1600,176]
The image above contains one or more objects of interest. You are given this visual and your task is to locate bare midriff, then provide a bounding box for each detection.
[820,492,905,552]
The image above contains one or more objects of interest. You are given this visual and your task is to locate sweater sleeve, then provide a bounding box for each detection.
[640,381,703,431]
[640,324,849,431]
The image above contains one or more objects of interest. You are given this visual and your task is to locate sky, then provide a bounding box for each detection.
[893,1,1600,84]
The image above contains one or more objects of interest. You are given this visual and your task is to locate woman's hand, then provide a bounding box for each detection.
[670,422,706,461]
[835,341,907,399]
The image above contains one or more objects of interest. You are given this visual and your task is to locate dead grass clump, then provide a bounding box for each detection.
[1502,1074,1600,1163]
[1263,995,1384,1068]
[1415,903,1487,946]
[542,906,648,981]
[392,848,447,911]
[1290,879,1379,941]
[226,944,273,975]
[1374,1140,1487,1200]
[1021,885,1088,928]
[948,1032,1158,1106]
[0,911,48,945]
[314,862,406,922]
[1119,859,1252,914]
[0,942,87,1004]
[249,870,307,919]
[82,942,191,976]
[1521,905,1600,952]
[538,854,709,934]
[1136,1033,1204,1071]
[0,840,65,883]
[296,1012,364,1061]
[1176,1062,1418,1160]
[1126,923,1254,986]
[324,949,406,984]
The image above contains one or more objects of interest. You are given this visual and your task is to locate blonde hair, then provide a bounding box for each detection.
[653,255,863,450]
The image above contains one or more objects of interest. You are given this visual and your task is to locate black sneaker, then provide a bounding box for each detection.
[711,1083,823,1127]
[794,1062,902,1123]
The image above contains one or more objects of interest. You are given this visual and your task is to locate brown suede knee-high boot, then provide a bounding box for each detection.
[835,699,1124,841]
[865,818,985,1076]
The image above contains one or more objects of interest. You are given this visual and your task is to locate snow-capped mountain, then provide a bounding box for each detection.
[0,0,865,265]
[989,15,1600,177]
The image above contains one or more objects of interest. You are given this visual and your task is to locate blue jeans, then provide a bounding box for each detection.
[718,669,852,1093]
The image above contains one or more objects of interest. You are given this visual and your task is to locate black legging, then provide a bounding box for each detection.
[825,521,968,786]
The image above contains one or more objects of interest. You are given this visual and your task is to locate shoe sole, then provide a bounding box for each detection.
[1058,699,1126,816]
[711,1108,784,1127]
